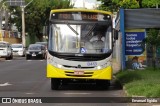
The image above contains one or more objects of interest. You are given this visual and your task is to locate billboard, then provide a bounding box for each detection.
[125,29,147,69]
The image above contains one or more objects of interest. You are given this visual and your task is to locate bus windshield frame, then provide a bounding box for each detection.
[48,11,113,60]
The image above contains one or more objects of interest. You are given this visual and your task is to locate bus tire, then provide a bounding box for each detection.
[51,78,60,90]
[96,80,110,89]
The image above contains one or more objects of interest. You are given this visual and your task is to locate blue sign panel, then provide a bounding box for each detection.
[125,32,145,55]
[80,47,86,53]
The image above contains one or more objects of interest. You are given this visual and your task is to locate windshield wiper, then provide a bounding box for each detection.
[86,24,96,39]
[67,23,79,35]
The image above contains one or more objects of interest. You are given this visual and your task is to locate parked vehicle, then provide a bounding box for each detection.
[35,42,48,59]
[26,44,46,60]
[0,41,13,60]
[35,42,47,48]
[11,44,25,57]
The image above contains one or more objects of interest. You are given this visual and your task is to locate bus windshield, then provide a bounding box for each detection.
[48,23,112,54]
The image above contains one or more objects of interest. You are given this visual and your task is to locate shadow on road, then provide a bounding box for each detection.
[57,79,123,91]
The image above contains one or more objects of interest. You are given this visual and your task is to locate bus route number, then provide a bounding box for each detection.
[87,62,97,66]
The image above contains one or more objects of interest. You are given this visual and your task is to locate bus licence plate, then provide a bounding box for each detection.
[74,71,84,75]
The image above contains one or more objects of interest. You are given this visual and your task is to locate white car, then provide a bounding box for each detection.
[11,44,25,57]
[0,41,13,60]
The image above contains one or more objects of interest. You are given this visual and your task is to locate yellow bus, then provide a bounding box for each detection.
[47,9,118,90]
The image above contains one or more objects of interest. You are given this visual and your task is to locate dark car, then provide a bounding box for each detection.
[35,42,48,59]
[26,44,46,60]
[35,42,47,47]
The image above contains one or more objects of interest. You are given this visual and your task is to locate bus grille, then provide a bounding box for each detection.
[58,56,104,61]
[63,65,95,69]
[65,71,93,77]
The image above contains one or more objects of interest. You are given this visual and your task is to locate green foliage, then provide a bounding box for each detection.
[126,80,160,97]
[98,0,160,11]
[145,29,160,46]
[9,0,74,41]
[97,0,119,12]
[116,69,160,97]
[145,29,160,69]
[142,0,160,8]
[113,0,139,9]
[116,71,142,84]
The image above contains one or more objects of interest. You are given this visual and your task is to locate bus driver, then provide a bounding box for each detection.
[91,32,105,52]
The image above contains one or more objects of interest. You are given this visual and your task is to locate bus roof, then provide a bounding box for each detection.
[50,8,112,15]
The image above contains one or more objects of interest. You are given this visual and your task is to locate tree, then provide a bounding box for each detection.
[142,0,160,8]
[113,0,139,9]
[97,0,119,12]
[9,0,74,41]
[98,0,160,11]
[145,29,160,69]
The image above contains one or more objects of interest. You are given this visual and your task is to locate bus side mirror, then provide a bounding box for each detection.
[113,29,118,40]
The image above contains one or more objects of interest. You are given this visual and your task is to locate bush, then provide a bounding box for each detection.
[115,69,160,97]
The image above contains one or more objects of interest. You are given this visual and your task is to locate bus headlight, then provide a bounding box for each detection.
[96,62,111,70]
[97,66,102,70]
[57,64,62,68]
[49,60,63,69]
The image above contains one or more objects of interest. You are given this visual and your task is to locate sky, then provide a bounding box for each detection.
[71,0,101,9]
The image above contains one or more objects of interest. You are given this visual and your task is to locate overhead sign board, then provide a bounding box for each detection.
[7,0,25,6]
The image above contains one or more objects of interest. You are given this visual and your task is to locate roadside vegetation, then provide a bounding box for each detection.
[7,0,74,41]
[115,68,160,97]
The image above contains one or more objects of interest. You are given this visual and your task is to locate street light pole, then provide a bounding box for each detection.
[21,6,25,47]
[0,1,6,30]
[0,1,6,41]
[21,0,33,47]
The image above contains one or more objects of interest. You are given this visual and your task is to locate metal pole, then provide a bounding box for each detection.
[0,10,2,30]
[21,6,25,47]
[21,0,33,47]
[0,1,6,41]
[156,3,158,9]
[0,1,5,30]
[0,9,2,41]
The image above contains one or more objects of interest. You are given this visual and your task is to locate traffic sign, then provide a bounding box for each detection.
[7,0,25,6]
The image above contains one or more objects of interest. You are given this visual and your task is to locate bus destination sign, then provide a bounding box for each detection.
[51,12,110,21]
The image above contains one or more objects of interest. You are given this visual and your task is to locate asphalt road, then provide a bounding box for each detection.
[0,57,130,106]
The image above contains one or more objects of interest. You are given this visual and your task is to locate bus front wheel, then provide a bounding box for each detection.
[51,78,60,90]
[96,80,110,89]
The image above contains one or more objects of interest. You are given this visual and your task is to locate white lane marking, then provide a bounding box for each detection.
[6,60,12,62]
[27,60,32,61]
[64,93,91,95]
[27,60,44,61]
[25,93,35,95]
[0,82,12,86]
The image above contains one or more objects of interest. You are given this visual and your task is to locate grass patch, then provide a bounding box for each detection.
[115,68,160,97]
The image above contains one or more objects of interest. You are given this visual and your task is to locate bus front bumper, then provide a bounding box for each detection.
[47,64,112,80]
